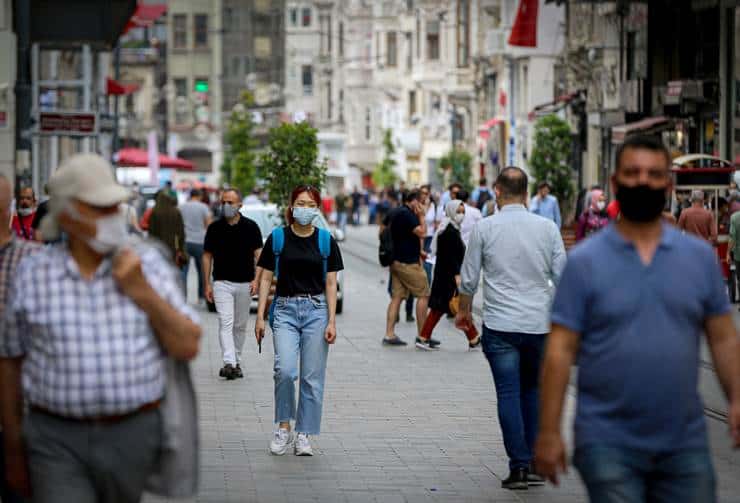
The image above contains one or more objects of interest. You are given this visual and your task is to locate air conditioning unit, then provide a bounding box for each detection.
[485,29,506,56]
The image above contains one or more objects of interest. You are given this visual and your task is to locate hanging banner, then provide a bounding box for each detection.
[508,0,539,48]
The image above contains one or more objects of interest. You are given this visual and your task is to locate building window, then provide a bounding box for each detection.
[486,73,498,118]
[406,32,413,71]
[409,90,416,118]
[254,0,270,13]
[231,57,240,76]
[174,78,188,124]
[626,31,637,80]
[457,0,470,67]
[339,89,344,124]
[224,8,233,31]
[289,8,298,26]
[173,14,187,49]
[194,14,208,48]
[301,7,311,27]
[520,64,529,114]
[416,13,421,59]
[174,78,187,98]
[376,32,381,65]
[426,20,440,61]
[320,14,332,56]
[365,107,372,141]
[327,81,333,120]
[255,36,272,58]
[406,0,414,11]
[339,22,344,57]
[387,32,397,67]
[302,65,313,95]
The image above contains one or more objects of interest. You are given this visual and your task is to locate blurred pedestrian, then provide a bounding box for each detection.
[458,167,566,490]
[729,190,740,215]
[351,186,363,225]
[417,200,480,350]
[456,190,482,245]
[678,190,717,243]
[11,187,35,241]
[576,189,609,241]
[536,135,740,502]
[148,191,187,269]
[255,185,343,456]
[180,189,212,302]
[472,177,495,211]
[244,187,261,205]
[438,183,462,214]
[203,189,263,381]
[335,188,349,233]
[421,184,438,284]
[383,190,430,346]
[529,181,562,228]
[30,184,50,242]
[0,175,39,503]
[0,153,201,503]
[605,199,620,220]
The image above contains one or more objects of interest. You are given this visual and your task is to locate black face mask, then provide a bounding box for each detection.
[615,183,667,223]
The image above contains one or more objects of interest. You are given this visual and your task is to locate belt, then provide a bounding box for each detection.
[286,293,324,299]
[30,399,161,425]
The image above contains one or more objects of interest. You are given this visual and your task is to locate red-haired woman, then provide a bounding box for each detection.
[255,185,344,456]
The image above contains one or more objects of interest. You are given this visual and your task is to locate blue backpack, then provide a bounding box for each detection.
[268,226,332,329]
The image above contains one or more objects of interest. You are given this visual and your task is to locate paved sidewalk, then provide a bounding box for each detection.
[144,225,739,502]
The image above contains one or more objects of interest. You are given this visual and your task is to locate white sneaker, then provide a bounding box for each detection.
[269,428,293,455]
[294,433,313,456]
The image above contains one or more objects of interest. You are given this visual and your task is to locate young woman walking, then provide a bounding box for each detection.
[255,185,344,456]
[416,200,481,350]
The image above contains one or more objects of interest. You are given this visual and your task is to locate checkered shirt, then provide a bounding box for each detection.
[0,238,41,318]
[0,242,198,418]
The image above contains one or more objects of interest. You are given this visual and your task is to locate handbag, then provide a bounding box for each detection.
[174,235,188,268]
[448,293,460,316]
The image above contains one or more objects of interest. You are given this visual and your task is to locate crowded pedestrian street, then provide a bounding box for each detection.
[140,224,739,503]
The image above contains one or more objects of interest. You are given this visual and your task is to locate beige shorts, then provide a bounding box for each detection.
[391,261,430,299]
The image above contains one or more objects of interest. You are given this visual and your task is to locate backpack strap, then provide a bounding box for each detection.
[271,227,285,279]
[317,228,331,282]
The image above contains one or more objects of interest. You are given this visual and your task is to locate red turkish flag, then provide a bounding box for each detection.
[508,0,539,47]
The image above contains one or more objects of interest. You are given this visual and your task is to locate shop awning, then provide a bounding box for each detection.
[106,77,140,96]
[611,116,672,144]
[478,118,504,140]
[123,3,167,33]
[529,90,582,120]
[115,147,194,170]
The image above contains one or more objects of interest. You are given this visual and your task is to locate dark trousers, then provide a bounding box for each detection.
[0,431,26,503]
[481,326,545,470]
[185,242,205,300]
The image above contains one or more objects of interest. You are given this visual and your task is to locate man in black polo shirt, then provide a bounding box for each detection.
[203,189,263,380]
[383,190,430,347]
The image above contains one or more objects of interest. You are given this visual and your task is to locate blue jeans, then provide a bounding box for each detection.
[422,236,433,284]
[184,242,204,300]
[272,294,329,435]
[574,446,716,503]
[481,326,545,470]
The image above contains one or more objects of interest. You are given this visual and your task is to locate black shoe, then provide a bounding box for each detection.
[428,337,441,348]
[468,335,482,350]
[415,337,437,351]
[234,364,243,379]
[382,336,408,346]
[406,314,415,323]
[501,468,529,490]
[219,364,237,380]
[527,472,545,486]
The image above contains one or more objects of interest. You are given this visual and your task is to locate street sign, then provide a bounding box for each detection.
[38,111,97,136]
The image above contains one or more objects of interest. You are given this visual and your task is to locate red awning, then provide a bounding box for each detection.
[611,116,672,144]
[123,3,167,33]
[115,147,194,170]
[106,77,140,96]
[478,118,504,140]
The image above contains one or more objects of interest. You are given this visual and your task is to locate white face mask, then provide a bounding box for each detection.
[17,207,33,217]
[453,213,465,225]
[66,206,128,255]
[596,201,606,211]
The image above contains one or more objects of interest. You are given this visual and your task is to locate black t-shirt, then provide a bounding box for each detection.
[257,227,344,297]
[385,205,421,264]
[31,200,49,230]
[204,216,263,282]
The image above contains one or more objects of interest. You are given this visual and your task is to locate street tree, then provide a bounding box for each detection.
[372,129,398,189]
[530,114,574,219]
[439,148,473,192]
[221,92,258,195]
[259,121,327,211]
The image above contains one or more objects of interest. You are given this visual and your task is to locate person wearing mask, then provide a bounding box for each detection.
[678,190,717,243]
[0,154,201,502]
[179,189,212,302]
[31,184,51,241]
[438,183,462,221]
[458,167,566,490]
[421,185,437,285]
[536,135,740,502]
[576,189,609,241]
[0,175,40,503]
[148,191,187,269]
[11,187,36,241]
[457,189,483,245]
[383,190,430,346]
[529,182,562,228]
[417,200,480,351]
[255,185,344,456]
[203,189,263,381]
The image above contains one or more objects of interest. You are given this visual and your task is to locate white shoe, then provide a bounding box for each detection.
[269,428,293,455]
[294,433,313,456]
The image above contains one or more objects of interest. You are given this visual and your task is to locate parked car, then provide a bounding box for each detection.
[240,204,345,314]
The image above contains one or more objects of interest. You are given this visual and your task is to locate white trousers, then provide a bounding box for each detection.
[213,280,251,366]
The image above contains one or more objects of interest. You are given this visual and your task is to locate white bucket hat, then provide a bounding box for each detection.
[40,153,131,240]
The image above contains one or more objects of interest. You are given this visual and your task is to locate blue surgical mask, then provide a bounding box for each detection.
[222,204,238,219]
[292,207,319,226]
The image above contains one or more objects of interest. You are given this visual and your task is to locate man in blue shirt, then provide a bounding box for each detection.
[535,135,740,502]
[529,181,561,228]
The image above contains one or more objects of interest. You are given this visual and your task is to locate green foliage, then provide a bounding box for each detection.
[372,129,398,188]
[259,122,326,210]
[438,148,473,192]
[530,114,574,216]
[221,92,258,195]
